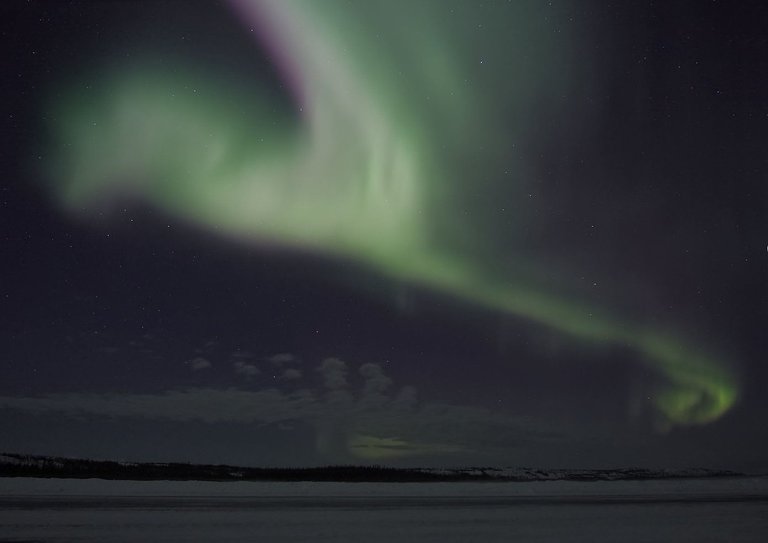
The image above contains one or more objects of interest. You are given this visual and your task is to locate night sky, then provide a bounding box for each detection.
[1,0,767,470]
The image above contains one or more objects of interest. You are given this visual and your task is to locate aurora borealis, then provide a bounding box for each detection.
[44,0,737,426]
[2,0,766,468]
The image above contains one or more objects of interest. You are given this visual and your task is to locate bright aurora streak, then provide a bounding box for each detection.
[42,0,738,427]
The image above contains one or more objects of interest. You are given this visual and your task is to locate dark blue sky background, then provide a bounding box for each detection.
[1,0,767,470]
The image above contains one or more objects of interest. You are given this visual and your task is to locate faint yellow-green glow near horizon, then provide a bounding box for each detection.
[43,0,738,427]
[348,435,466,461]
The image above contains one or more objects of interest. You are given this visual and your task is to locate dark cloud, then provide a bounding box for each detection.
[0,358,562,463]
[268,353,298,366]
[187,357,212,371]
[318,358,348,390]
[280,368,302,381]
[233,361,259,379]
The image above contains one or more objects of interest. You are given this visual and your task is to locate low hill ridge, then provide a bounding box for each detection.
[0,453,742,483]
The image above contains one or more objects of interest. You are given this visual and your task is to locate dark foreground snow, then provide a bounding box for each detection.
[1,477,767,542]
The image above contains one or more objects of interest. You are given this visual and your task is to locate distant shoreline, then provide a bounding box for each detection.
[0,453,744,483]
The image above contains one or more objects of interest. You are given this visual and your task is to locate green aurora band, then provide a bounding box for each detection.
[43,0,738,426]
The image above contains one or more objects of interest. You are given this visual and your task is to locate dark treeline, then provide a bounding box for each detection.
[0,454,472,482]
[0,453,741,482]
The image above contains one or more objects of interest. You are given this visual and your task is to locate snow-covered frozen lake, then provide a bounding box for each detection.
[1,477,767,542]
